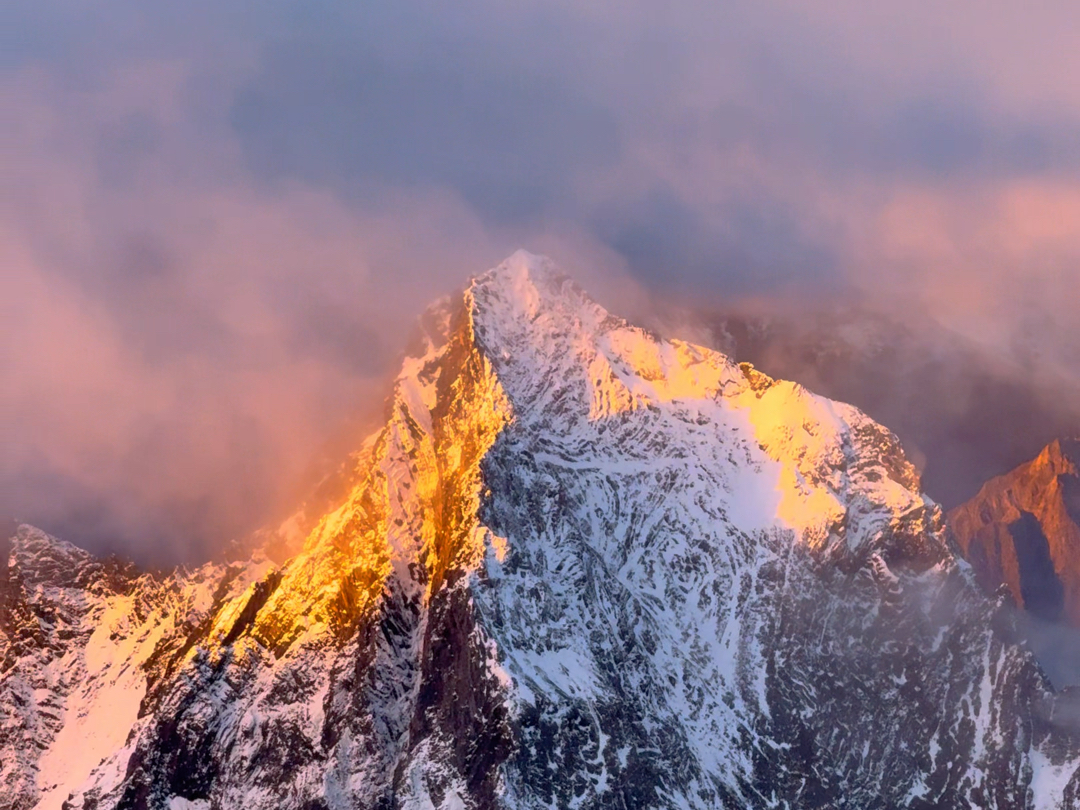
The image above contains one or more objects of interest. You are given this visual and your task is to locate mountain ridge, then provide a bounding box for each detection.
[950,438,1080,626]
[667,304,1080,510]
[2,251,1079,809]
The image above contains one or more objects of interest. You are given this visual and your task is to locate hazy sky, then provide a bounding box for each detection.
[4,1,1080,562]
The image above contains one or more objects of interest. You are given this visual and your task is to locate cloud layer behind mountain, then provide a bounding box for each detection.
[4,0,1080,562]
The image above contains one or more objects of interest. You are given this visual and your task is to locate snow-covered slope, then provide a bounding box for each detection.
[0,526,235,810]
[669,304,1080,511]
[3,251,1080,809]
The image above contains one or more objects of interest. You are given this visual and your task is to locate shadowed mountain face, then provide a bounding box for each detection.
[1010,512,1066,622]
[950,440,1080,626]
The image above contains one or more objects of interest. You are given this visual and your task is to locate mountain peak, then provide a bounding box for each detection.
[950,438,1080,625]
[7,523,93,586]
[5,257,1080,809]
[467,250,588,346]
[479,249,560,286]
[461,254,927,561]
[1040,438,1080,474]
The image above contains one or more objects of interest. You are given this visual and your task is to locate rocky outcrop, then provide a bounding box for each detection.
[3,252,1080,809]
[950,439,1080,626]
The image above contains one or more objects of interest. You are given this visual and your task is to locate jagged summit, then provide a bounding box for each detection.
[1042,438,1080,471]
[478,248,561,285]
[951,438,1080,625]
[8,525,91,582]
[466,252,930,562]
[3,253,1080,809]
[3,524,142,595]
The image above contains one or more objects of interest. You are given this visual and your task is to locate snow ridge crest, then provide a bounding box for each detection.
[463,251,929,561]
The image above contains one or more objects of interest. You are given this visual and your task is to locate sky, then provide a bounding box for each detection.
[4,0,1080,563]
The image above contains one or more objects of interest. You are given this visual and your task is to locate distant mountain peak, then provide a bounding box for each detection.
[1039,437,1080,472]
[951,437,1080,626]
[8,523,90,572]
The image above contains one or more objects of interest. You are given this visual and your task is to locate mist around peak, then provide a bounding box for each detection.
[5,0,1080,566]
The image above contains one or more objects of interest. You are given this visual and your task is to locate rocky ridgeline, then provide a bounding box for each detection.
[3,252,1080,810]
[950,439,1080,627]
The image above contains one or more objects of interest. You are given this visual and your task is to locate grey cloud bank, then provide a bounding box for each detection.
[3,0,1080,562]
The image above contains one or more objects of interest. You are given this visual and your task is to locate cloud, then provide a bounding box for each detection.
[847,179,1080,375]
[0,42,642,562]
[0,59,515,562]
[3,0,1080,562]
[230,33,622,223]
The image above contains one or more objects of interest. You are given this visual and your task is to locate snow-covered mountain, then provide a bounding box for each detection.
[4,251,1080,809]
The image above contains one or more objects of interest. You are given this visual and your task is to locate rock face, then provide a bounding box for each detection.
[3,251,1080,809]
[950,440,1080,626]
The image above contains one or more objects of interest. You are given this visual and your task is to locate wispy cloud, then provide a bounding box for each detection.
[3,0,1080,560]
